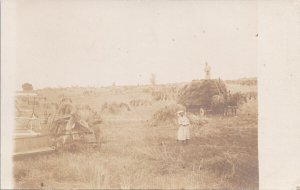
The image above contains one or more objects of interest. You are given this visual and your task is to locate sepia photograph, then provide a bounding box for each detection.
[9,1,258,189]
[1,0,300,189]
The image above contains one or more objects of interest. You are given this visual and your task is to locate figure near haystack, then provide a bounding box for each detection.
[177,111,190,143]
[204,62,211,80]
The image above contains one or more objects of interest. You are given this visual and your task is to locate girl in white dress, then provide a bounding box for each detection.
[177,111,190,143]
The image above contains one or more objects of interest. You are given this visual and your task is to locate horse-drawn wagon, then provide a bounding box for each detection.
[178,79,246,116]
[178,79,227,114]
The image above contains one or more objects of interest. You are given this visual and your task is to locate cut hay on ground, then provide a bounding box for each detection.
[186,113,208,127]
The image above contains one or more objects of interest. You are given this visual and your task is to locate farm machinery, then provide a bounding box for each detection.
[14,92,101,158]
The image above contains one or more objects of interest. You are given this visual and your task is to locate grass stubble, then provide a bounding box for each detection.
[14,85,258,189]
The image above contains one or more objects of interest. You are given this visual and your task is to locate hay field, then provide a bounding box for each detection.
[14,83,258,189]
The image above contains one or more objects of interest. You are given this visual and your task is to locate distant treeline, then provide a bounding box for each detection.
[225,78,257,86]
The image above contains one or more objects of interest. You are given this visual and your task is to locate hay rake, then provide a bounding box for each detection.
[14,93,98,158]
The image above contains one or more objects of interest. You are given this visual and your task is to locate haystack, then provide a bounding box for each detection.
[177,79,227,108]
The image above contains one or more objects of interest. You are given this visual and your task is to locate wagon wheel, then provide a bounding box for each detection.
[49,118,69,148]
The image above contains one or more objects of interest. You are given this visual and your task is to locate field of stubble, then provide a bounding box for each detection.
[14,84,258,189]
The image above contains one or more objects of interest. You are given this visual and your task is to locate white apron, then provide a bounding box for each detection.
[177,116,190,141]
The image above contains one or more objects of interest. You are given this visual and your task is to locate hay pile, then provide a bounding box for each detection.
[150,104,185,127]
[150,104,209,127]
[177,79,227,107]
[101,102,131,114]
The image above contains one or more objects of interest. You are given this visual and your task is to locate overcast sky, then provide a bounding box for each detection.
[15,0,257,89]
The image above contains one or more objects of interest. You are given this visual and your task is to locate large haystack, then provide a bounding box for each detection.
[177,79,227,108]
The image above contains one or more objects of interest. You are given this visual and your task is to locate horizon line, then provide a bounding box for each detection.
[17,76,257,91]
